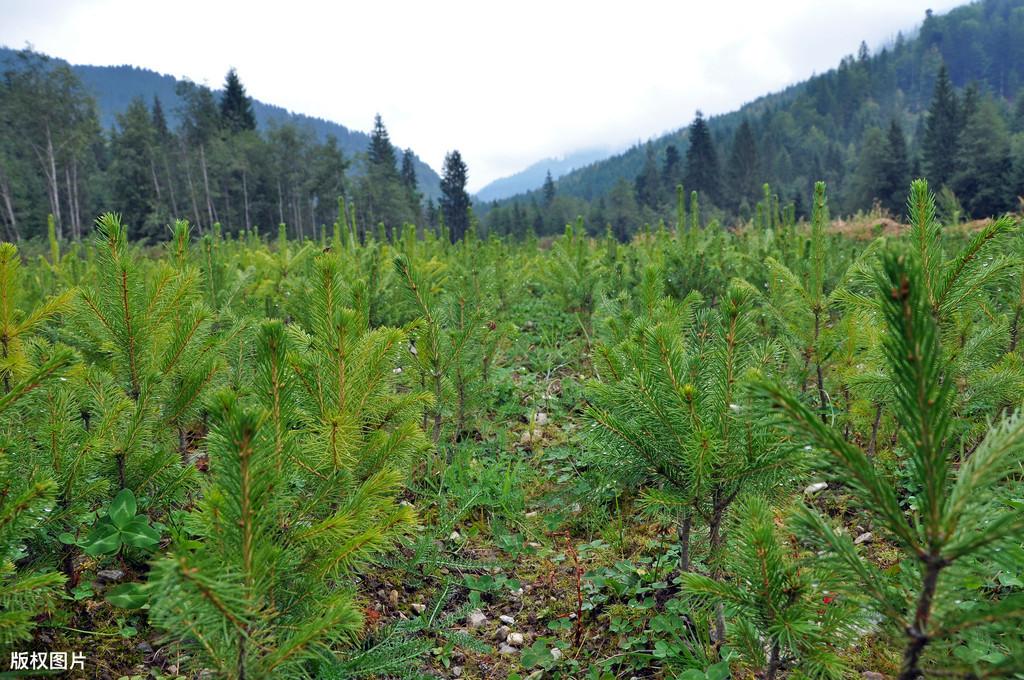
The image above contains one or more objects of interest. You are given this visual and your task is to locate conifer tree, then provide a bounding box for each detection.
[220,68,256,132]
[923,66,961,189]
[440,150,470,243]
[951,94,1013,217]
[73,214,220,492]
[635,144,661,208]
[759,250,1024,679]
[881,119,911,216]
[542,170,556,208]
[683,111,721,206]
[726,118,761,210]
[680,496,860,679]
[586,279,791,645]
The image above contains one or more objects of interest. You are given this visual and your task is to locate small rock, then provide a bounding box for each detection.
[495,625,511,641]
[570,503,582,513]
[524,511,538,518]
[452,667,463,678]
[499,614,515,624]
[535,412,549,426]
[449,531,462,541]
[551,647,564,661]
[388,589,399,608]
[96,569,125,583]
[411,603,426,614]
[854,532,873,545]
[508,632,525,646]
[467,609,488,628]
[804,481,829,495]
[862,673,884,680]
[498,643,518,655]
[136,641,153,654]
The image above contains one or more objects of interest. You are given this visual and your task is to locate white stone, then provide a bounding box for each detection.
[499,614,515,624]
[804,481,828,495]
[508,632,525,646]
[467,609,487,628]
[498,643,518,655]
[854,532,873,545]
[411,603,426,614]
[550,647,564,661]
[536,412,549,426]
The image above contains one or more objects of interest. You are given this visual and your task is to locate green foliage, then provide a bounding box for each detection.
[759,248,1024,678]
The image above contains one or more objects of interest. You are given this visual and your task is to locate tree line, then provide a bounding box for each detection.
[0,49,476,244]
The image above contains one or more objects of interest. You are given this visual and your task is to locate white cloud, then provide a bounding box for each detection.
[2,0,964,191]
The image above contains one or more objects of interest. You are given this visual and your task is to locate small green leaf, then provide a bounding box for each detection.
[84,524,122,556]
[120,517,161,548]
[58,532,78,545]
[107,583,149,609]
[109,489,138,530]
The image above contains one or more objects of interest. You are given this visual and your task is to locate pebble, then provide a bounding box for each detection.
[449,531,462,541]
[854,532,873,545]
[804,481,829,495]
[536,412,549,426]
[551,647,564,661]
[508,632,525,646]
[499,614,515,624]
[495,625,511,641]
[452,667,463,677]
[498,643,518,655]
[467,609,488,628]
[411,603,426,614]
[96,569,125,583]
[388,590,399,608]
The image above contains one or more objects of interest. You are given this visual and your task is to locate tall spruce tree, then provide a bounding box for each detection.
[683,111,721,205]
[726,118,761,211]
[634,144,661,209]
[881,119,911,216]
[951,94,1013,217]
[542,170,556,207]
[219,68,256,133]
[109,98,160,239]
[662,144,683,194]
[922,66,961,190]
[440,150,470,243]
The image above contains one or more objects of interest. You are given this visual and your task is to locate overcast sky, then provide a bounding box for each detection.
[2,0,964,192]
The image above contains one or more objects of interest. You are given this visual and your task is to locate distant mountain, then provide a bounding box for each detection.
[492,0,1024,222]
[0,48,442,200]
[474,147,617,202]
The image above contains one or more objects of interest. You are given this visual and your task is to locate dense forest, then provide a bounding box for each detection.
[0,51,447,243]
[482,0,1024,238]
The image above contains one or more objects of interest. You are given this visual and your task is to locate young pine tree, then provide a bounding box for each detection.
[679,496,861,679]
[760,251,1024,679]
[586,279,792,645]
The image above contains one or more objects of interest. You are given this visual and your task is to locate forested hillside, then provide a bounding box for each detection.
[0,48,440,242]
[482,0,1024,238]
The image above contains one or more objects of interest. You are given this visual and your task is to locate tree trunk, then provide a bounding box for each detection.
[44,125,63,239]
[242,168,251,232]
[0,169,19,242]
[163,154,180,218]
[199,144,215,226]
[766,640,781,680]
[898,557,944,680]
[182,142,203,232]
[677,511,692,572]
[867,403,883,457]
